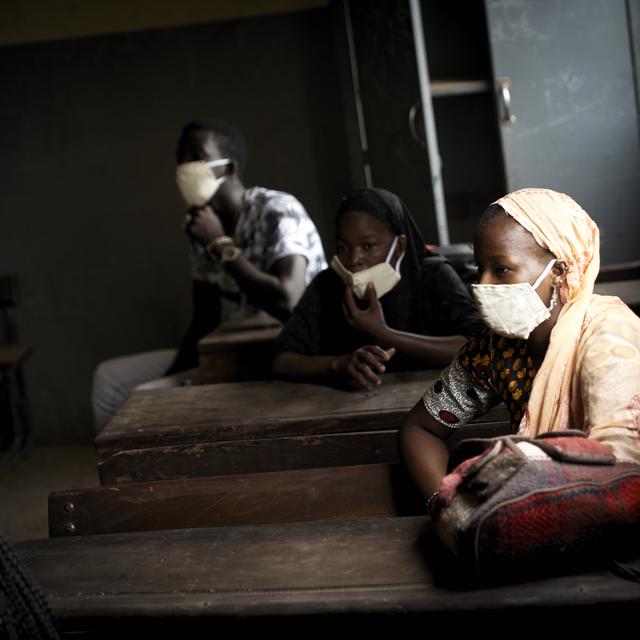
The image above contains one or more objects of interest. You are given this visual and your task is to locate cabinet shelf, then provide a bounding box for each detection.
[430,79,491,97]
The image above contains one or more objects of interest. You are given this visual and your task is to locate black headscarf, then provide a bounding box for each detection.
[275,187,484,371]
[335,187,435,335]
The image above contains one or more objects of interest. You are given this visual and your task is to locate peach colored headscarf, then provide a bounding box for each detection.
[494,188,640,462]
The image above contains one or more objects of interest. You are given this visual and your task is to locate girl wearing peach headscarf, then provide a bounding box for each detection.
[400,188,640,500]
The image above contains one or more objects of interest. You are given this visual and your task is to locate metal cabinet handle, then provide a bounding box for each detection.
[497,78,516,127]
[409,100,426,148]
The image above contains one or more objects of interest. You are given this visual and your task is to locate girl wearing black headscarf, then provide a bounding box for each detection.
[273,188,484,389]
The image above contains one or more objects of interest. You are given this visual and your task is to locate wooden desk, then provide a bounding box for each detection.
[197,315,281,384]
[17,517,640,632]
[49,463,424,537]
[96,371,510,484]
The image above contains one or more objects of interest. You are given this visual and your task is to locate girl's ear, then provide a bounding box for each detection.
[551,260,567,286]
[396,234,407,259]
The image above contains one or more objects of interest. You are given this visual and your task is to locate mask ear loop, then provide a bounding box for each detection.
[206,158,233,169]
[384,236,399,262]
[206,158,234,184]
[532,258,558,312]
[532,258,556,291]
[385,236,405,273]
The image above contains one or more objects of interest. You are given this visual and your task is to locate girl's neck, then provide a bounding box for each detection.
[527,302,563,368]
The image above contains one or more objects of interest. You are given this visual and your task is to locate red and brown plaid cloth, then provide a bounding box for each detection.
[433,431,640,579]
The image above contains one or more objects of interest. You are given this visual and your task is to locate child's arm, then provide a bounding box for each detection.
[344,284,466,366]
[273,346,396,390]
[399,400,453,497]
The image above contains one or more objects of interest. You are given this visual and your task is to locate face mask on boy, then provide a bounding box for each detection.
[471,258,558,340]
[176,159,232,207]
[331,236,404,300]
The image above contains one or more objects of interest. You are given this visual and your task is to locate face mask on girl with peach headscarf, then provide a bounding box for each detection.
[471,258,558,340]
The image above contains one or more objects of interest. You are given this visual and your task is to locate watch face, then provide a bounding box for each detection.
[221,245,241,263]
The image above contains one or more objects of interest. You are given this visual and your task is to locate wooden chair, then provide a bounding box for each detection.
[0,274,31,450]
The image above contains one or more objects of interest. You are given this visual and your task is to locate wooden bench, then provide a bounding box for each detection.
[16,516,640,632]
[48,463,425,537]
[95,370,511,484]
[198,314,281,384]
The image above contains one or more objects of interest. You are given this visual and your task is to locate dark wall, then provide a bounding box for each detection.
[0,8,356,443]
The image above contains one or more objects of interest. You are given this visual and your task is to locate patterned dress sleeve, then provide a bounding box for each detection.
[422,331,499,430]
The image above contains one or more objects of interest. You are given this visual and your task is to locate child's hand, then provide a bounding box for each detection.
[187,205,226,244]
[342,284,389,340]
[330,345,396,390]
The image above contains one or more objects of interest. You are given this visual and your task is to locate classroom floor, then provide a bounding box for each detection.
[0,444,99,541]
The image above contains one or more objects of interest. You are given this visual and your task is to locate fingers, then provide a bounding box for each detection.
[365,282,378,303]
[343,287,358,316]
[196,205,215,218]
[347,359,381,389]
[361,345,393,368]
[367,283,383,315]
[347,345,391,389]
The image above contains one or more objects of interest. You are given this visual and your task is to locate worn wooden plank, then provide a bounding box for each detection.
[197,315,281,384]
[16,516,640,626]
[198,341,277,384]
[98,420,511,485]
[98,429,401,484]
[199,314,281,341]
[96,370,509,455]
[50,463,424,537]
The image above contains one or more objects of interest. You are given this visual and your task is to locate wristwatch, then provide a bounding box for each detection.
[206,235,242,264]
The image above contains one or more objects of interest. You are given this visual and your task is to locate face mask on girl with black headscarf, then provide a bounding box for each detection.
[331,236,405,300]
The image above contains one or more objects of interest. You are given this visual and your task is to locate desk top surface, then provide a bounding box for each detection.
[96,370,509,453]
[96,370,445,451]
[17,516,639,619]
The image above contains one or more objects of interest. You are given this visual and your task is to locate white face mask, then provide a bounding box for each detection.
[175,159,232,207]
[331,236,404,300]
[471,259,557,340]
